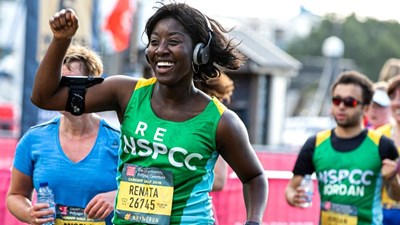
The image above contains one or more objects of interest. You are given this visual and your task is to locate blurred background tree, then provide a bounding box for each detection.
[286,13,400,81]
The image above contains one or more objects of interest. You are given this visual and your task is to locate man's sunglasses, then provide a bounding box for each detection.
[332,96,363,107]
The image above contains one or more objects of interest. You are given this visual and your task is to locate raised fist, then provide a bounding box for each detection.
[49,8,79,40]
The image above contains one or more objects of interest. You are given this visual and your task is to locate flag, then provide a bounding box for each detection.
[104,0,134,52]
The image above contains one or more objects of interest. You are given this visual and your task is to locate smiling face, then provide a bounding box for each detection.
[146,18,194,85]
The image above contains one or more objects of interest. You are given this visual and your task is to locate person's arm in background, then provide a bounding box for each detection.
[217,109,267,223]
[285,175,309,207]
[7,168,54,224]
[382,158,400,200]
[380,135,400,200]
[212,157,228,191]
[285,137,316,207]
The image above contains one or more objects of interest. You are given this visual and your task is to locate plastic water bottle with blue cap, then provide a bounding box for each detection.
[37,182,55,225]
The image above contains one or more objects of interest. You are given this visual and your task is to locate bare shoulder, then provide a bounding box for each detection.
[216,108,249,148]
[218,108,246,132]
[106,74,141,102]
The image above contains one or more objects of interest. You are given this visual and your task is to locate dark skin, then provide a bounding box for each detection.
[147,18,207,122]
[31,9,267,222]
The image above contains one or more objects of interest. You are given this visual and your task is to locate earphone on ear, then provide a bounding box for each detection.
[193,14,213,66]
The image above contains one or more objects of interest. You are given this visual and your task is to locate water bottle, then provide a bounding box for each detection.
[299,174,314,208]
[37,182,55,225]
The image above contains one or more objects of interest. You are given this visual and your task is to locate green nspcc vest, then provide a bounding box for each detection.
[314,129,383,225]
[113,78,226,225]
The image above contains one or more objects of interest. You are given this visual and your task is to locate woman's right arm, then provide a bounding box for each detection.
[31,9,78,111]
[31,9,135,116]
[6,168,50,224]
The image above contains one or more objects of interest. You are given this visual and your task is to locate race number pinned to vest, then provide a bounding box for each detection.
[55,205,105,225]
[320,201,357,225]
[115,164,174,225]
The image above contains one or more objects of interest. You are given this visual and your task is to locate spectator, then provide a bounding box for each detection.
[366,81,391,129]
[379,58,400,82]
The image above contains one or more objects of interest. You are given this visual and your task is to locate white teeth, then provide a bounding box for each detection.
[157,62,174,66]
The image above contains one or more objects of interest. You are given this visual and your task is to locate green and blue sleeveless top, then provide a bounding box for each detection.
[113,78,226,225]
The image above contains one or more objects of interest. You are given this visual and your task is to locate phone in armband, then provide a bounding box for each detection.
[60,76,104,116]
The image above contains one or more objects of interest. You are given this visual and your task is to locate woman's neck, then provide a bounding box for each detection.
[60,113,100,137]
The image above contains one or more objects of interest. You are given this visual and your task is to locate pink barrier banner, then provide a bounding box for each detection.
[0,138,17,170]
[1,138,318,225]
[211,151,320,225]
[0,138,25,225]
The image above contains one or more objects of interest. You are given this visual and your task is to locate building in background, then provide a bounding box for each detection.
[0,0,25,139]
[0,0,345,145]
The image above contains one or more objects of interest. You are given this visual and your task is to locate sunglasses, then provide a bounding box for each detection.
[332,96,363,107]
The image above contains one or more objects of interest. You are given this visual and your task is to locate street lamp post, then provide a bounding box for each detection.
[310,35,344,116]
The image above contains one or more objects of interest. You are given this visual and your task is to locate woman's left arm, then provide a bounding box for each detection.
[84,190,117,220]
[216,109,268,223]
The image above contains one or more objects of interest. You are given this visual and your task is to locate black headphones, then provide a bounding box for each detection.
[193,14,213,66]
[145,14,213,66]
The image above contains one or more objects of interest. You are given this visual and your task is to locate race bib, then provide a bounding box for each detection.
[55,205,106,225]
[115,164,174,225]
[320,201,357,225]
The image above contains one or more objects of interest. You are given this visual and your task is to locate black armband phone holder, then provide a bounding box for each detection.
[60,76,104,116]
